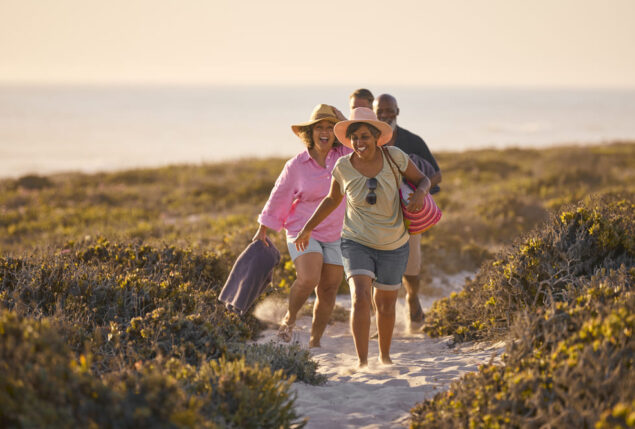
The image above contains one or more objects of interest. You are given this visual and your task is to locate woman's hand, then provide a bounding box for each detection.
[294,228,311,252]
[403,160,431,212]
[293,179,342,252]
[252,224,269,246]
[331,106,347,121]
[406,187,428,212]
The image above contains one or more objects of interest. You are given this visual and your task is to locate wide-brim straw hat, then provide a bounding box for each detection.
[291,104,340,137]
[334,107,393,148]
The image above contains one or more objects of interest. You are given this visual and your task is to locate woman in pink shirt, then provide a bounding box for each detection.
[254,104,351,347]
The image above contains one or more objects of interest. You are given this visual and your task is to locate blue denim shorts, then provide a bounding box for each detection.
[340,238,409,291]
[286,236,343,266]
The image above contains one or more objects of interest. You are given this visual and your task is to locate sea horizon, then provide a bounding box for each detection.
[2,84,635,179]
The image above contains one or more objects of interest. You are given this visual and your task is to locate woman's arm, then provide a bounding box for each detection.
[403,159,431,212]
[294,178,344,251]
[255,160,297,246]
[428,170,442,188]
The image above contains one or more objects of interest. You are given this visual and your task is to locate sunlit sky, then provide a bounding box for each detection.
[1,0,634,87]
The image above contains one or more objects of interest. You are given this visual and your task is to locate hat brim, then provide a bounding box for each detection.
[334,119,394,148]
[291,117,339,137]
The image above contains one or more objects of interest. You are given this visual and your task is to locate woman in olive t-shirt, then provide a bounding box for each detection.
[294,108,431,368]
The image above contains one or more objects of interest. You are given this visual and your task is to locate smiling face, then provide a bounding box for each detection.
[373,95,399,130]
[349,124,378,159]
[311,120,336,153]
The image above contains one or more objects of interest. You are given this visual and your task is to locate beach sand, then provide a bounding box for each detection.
[253,277,505,429]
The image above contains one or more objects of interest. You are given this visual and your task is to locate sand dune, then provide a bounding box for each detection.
[254,293,505,428]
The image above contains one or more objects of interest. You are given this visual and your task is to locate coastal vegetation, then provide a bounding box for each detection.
[1,142,633,427]
[412,194,634,428]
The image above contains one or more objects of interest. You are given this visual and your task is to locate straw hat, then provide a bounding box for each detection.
[291,104,340,137]
[334,107,393,148]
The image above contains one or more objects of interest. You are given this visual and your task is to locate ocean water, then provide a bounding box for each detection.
[1,85,634,178]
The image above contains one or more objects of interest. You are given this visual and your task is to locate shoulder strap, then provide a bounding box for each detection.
[383,146,406,175]
[382,146,401,189]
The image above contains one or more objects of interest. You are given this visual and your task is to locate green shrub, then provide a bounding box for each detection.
[412,191,634,428]
[15,174,53,190]
[423,193,634,342]
[0,310,304,428]
[230,342,327,385]
[165,357,305,428]
[0,310,204,428]
[0,310,109,428]
[411,268,634,428]
[0,239,258,372]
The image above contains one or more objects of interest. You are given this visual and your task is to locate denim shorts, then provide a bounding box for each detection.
[340,238,409,291]
[286,236,343,266]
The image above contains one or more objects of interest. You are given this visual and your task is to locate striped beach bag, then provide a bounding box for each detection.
[383,147,442,235]
[398,181,442,234]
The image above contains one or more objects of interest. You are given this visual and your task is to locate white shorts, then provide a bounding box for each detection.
[286,236,343,266]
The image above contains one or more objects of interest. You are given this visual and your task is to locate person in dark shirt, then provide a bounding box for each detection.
[373,93,442,325]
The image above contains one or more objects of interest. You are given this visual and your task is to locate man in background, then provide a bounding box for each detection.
[349,88,374,111]
[373,93,442,324]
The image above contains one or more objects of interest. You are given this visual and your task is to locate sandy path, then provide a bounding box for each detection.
[254,290,505,429]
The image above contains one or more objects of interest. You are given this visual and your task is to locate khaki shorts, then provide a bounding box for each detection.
[403,235,421,276]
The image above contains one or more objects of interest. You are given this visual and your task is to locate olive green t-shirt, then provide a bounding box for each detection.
[332,146,410,250]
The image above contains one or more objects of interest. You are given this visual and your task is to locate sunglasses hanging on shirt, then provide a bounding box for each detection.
[366,177,377,205]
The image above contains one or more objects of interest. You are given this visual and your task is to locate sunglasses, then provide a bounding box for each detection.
[366,177,377,205]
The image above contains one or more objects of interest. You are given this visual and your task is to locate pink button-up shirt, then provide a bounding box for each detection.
[258,144,352,242]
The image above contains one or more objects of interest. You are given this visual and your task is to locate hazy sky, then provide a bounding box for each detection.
[1,0,634,87]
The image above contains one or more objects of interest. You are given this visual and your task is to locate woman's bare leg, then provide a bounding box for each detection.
[349,275,373,367]
[281,253,323,331]
[374,288,399,364]
[309,263,343,347]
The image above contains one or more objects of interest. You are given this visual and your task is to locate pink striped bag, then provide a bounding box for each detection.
[398,181,442,234]
[383,147,442,235]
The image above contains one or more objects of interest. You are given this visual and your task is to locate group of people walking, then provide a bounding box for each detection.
[254,90,441,368]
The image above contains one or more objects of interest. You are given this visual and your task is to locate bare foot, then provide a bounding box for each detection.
[358,360,368,368]
[408,299,425,323]
[378,355,393,365]
[277,322,294,343]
